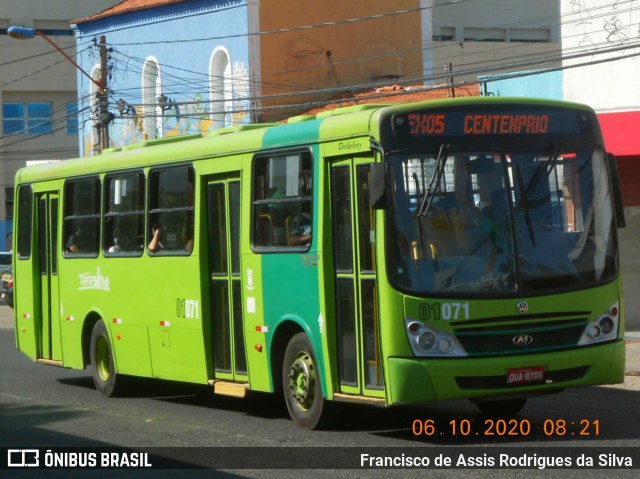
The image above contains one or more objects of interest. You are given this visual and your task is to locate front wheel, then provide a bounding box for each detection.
[89,320,120,396]
[282,333,332,429]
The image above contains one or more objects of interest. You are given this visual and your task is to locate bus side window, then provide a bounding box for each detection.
[148,166,195,255]
[251,151,312,250]
[63,177,100,256]
[104,172,145,255]
[17,184,34,259]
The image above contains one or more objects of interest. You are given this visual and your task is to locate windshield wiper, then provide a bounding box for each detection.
[416,144,448,218]
[515,163,535,246]
[411,172,428,268]
[522,143,562,201]
[409,145,448,270]
[516,143,563,246]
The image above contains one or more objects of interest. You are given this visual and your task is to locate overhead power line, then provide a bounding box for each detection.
[100,0,472,42]
[4,0,639,156]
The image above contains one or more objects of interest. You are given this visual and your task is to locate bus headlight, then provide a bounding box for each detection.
[599,316,615,335]
[578,303,620,346]
[417,331,436,351]
[405,319,467,357]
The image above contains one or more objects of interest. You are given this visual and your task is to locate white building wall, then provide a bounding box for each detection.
[560,1,640,329]
[561,0,640,112]
[427,0,561,83]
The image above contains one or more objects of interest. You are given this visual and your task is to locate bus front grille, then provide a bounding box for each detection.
[452,317,588,357]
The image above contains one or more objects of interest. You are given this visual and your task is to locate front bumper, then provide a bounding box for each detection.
[386,339,625,405]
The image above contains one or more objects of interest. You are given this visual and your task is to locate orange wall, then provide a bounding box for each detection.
[258,1,422,119]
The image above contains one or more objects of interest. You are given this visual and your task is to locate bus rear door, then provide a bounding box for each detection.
[330,158,384,399]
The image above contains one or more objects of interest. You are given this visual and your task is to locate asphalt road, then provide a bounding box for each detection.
[0,304,639,478]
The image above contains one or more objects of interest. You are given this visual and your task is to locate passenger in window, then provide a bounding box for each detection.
[108,230,121,253]
[184,225,194,253]
[148,224,163,253]
[289,208,312,246]
[66,228,81,253]
[479,188,515,290]
[185,181,194,252]
[148,224,193,253]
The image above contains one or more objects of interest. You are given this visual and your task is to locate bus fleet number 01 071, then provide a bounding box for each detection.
[419,302,470,321]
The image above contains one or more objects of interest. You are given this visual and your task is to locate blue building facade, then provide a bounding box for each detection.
[480,71,562,100]
[72,0,253,156]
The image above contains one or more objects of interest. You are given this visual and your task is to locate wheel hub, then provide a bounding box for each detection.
[288,352,315,411]
[96,336,111,382]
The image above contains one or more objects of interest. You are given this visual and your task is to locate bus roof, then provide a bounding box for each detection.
[15,97,596,185]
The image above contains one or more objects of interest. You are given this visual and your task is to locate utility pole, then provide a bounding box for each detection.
[98,35,111,152]
[446,62,456,98]
[6,26,112,155]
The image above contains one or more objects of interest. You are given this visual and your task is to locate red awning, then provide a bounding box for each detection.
[597,111,640,156]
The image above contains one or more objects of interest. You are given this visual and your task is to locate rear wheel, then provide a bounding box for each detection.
[90,320,120,396]
[473,397,527,416]
[282,333,332,429]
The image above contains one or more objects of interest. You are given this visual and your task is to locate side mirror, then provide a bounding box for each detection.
[369,162,388,210]
[607,153,626,228]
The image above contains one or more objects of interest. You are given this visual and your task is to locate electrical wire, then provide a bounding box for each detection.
[3,0,639,154]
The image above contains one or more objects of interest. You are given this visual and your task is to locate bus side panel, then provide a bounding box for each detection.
[147,327,206,381]
[57,262,101,369]
[124,256,206,383]
[251,124,328,394]
[54,259,144,373]
[13,257,40,361]
[105,323,152,377]
[261,253,324,389]
[239,252,272,392]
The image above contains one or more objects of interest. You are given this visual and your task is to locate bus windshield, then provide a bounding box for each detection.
[386,145,617,295]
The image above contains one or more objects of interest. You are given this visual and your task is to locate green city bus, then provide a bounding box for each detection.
[12,97,626,429]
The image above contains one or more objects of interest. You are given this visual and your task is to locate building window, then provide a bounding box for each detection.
[142,57,162,139]
[210,47,232,130]
[5,188,14,220]
[2,102,53,135]
[66,102,79,134]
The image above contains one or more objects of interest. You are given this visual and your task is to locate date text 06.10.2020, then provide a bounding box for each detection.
[412,418,600,438]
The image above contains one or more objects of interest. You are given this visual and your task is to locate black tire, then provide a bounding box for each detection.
[89,320,120,396]
[282,332,332,429]
[473,397,527,416]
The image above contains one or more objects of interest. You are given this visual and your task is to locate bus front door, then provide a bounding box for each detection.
[206,178,248,383]
[330,158,384,399]
[36,192,61,362]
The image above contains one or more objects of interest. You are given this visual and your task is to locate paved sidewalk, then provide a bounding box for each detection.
[622,331,640,391]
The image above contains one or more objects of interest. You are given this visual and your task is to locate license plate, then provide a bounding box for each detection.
[507,366,545,384]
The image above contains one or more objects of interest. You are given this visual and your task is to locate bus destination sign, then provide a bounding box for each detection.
[393,107,591,140]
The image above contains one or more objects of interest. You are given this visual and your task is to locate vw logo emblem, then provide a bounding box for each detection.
[512,334,534,346]
[516,301,529,314]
